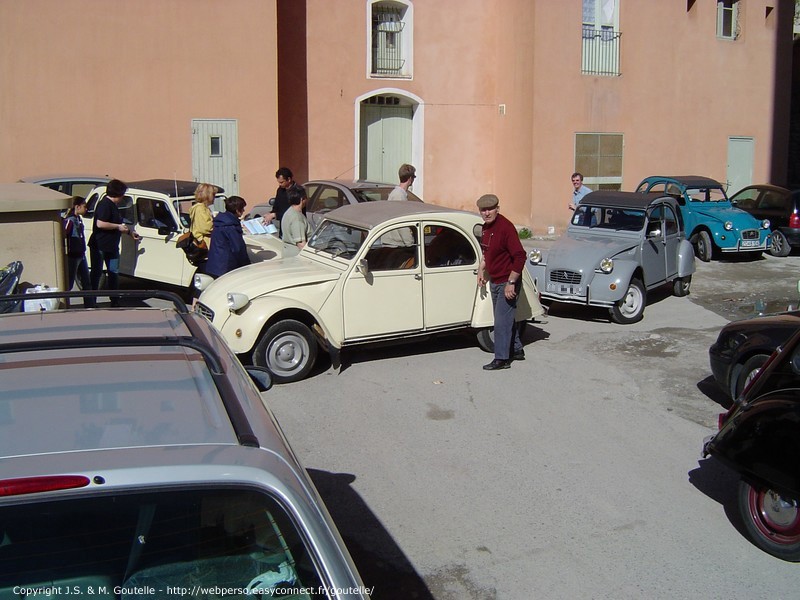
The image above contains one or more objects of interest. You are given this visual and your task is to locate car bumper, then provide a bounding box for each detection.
[778,228,800,247]
[708,342,733,391]
[719,241,769,253]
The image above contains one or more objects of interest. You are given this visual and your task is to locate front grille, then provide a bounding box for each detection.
[196,303,214,321]
[741,229,759,240]
[550,270,581,285]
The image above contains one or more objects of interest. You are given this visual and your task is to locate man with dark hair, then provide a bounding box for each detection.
[264,167,297,229]
[388,163,416,202]
[570,172,592,211]
[281,186,312,248]
[88,178,139,306]
[476,193,526,371]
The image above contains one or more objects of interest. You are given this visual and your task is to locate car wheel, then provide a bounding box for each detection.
[672,275,691,297]
[610,278,646,324]
[694,230,713,262]
[476,321,529,353]
[770,230,792,257]
[731,353,769,399]
[252,319,318,383]
[738,479,800,562]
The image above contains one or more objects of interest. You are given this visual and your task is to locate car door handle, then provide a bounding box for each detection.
[415,274,422,280]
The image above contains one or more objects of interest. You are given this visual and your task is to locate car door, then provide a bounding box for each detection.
[421,222,479,328]
[754,189,790,230]
[641,205,668,287]
[127,196,184,285]
[663,203,681,277]
[342,223,423,339]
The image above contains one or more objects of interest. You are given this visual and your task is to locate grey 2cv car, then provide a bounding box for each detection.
[528,191,696,323]
[0,290,369,600]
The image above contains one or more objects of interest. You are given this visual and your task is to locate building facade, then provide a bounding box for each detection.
[0,0,793,234]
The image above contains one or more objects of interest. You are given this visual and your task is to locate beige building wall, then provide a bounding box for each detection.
[0,0,280,205]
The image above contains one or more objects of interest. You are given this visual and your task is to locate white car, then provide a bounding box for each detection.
[196,202,545,382]
[83,180,291,290]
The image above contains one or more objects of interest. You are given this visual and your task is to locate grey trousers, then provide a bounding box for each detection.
[489,281,523,360]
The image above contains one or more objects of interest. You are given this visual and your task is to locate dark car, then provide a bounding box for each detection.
[709,310,800,399]
[729,184,800,257]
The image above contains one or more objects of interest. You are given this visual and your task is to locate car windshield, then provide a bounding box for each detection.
[307,219,368,259]
[0,487,325,597]
[687,187,727,202]
[350,187,423,203]
[571,205,646,232]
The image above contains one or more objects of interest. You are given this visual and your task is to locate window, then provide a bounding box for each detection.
[574,133,623,191]
[582,0,621,76]
[370,1,412,78]
[136,198,178,231]
[423,225,476,268]
[717,0,739,39]
[365,227,417,269]
[0,488,326,596]
[210,135,222,157]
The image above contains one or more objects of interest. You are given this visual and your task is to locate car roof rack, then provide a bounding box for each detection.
[0,289,260,448]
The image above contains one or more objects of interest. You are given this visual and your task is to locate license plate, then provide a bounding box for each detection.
[741,240,759,248]
[547,282,576,295]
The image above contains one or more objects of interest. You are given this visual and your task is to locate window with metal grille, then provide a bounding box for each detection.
[371,1,410,77]
[717,0,740,39]
[581,0,621,76]
[575,133,623,191]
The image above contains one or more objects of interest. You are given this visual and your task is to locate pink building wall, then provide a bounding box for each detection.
[0,0,792,234]
[0,0,280,205]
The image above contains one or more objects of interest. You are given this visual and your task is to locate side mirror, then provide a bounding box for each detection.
[245,365,273,392]
[355,258,369,275]
[647,226,662,238]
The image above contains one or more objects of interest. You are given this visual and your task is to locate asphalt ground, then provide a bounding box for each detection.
[264,244,800,599]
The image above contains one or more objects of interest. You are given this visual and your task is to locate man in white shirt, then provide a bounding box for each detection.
[388,164,416,201]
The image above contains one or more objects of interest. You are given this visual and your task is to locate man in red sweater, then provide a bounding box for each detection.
[476,194,527,370]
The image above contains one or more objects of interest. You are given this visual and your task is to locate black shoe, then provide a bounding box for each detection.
[513,350,525,361]
[483,359,511,371]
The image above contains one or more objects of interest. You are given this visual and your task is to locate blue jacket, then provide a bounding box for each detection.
[205,211,250,277]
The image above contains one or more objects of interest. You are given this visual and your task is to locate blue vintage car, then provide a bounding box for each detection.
[528,191,695,324]
[636,175,771,262]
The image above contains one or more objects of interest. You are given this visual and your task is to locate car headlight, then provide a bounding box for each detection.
[762,219,771,229]
[529,249,542,264]
[724,221,733,231]
[227,292,250,312]
[599,257,613,273]
[193,273,214,292]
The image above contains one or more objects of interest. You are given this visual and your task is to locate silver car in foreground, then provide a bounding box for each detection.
[0,290,369,599]
[528,191,696,323]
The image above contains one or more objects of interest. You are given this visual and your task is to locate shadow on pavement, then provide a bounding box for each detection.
[696,375,733,410]
[308,469,434,600]
[688,457,749,542]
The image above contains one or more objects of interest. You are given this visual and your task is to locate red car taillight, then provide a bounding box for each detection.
[790,212,800,229]
[0,475,90,497]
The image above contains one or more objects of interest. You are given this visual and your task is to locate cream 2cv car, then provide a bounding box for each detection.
[196,202,544,382]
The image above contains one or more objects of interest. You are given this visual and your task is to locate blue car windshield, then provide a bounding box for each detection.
[572,205,646,232]
[687,187,727,202]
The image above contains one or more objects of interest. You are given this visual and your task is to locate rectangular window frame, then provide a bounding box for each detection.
[581,0,621,76]
[574,133,624,191]
[717,0,740,40]
[368,1,413,79]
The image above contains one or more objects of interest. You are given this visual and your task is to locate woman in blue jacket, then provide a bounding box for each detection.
[205,196,251,278]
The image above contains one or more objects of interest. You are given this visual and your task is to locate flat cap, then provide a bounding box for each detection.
[476,194,499,209]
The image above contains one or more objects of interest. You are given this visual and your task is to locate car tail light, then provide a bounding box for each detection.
[0,475,90,497]
[790,212,800,229]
